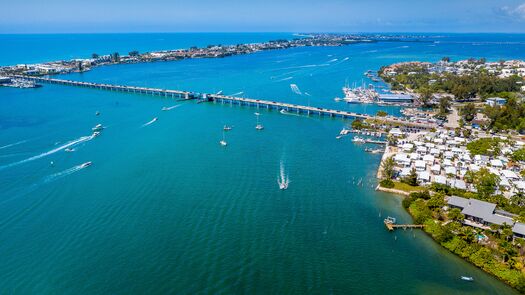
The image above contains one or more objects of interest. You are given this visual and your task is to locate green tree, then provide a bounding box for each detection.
[381,156,395,180]
[418,87,433,107]
[91,53,99,59]
[111,52,120,62]
[512,148,525,162]
[351,119,365,130]
[128,50,140,57]
[376,110,388,117]
[448,208,464,221]
[472,168,500,199]
[403,167,419,186]
[438,97,451,116]
[461,103,477,122]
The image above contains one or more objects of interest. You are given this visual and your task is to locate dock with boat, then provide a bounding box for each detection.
[12,75,436,130]
[384,217,425,231]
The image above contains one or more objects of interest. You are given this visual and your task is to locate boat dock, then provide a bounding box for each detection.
[384,217,425,231]
[13,75,436,129]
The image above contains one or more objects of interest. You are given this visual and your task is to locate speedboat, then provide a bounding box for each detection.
[223,125,233,131]
[220,140,227,146]
[336,135,343,139]
[92,124,104,131]
[92,131,101,138]
[95,111,100,116]
[460,276,474,282]
[352,136,365,143]
[161,107,169,111]
[280,109,288,114]
[255,124,264,130]
[80,161,92,168]
[64,148,75,152]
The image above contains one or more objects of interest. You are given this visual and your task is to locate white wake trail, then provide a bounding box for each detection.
[0,135,95,171]
[0,140,28,150]
[141,117,158,127]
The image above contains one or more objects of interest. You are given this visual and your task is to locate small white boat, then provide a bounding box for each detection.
[95,111,100,116]
[339,128,351,135]
[92,131,101,138]
[352,136,365,143]
[220,131,227,146]
[92,124,104,131]
[64,148,75,152]
[460,276,474,282]
[334,97,342,102]
[336,135,343,139]
[255,113,264,130]
[80,161,92,168]
[280,109,288,114]
[223,125,233,131]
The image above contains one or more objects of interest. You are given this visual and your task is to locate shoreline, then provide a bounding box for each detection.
[375,146,523,293]
[0,34,432,78]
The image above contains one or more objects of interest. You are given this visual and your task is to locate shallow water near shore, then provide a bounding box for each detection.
[1,33,525,294]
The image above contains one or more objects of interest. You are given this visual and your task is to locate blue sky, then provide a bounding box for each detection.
[1,0,525,33]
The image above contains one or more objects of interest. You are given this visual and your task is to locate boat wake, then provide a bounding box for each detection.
[141,117,158,127]
[43,162,91,184]
[277,160,290,190]
[290,84,302,95]
[328,58,338,63]
[0,134,96,171]
[274,76,293,82]
[228,91,244,96]
[161,104,181,111]
[0,139,28,150]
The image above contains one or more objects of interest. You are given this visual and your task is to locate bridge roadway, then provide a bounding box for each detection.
[13,75,435,130]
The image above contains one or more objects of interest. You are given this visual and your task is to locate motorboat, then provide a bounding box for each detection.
[280,109,288,114]
[220,140,227,146]
[92,124,104,131]
[80,161,92,168]
[64,148,75,152]
[352,136,365,143]
[92,131,101,138]
[460,276,474,282]
[255,124,264,130]
[223,125,233,131]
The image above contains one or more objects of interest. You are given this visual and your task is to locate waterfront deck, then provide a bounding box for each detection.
[384,219,425,231]
[13,75,436,129]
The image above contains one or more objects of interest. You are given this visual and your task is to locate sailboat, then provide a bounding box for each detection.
[255,112,264,130]
[277,160,290,190]
[220,130,227,146]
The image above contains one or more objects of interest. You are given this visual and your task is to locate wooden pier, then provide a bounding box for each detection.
[13,75,436,130]
[384,217,424,231]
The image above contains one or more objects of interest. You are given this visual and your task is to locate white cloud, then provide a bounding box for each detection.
[500,3,525,20]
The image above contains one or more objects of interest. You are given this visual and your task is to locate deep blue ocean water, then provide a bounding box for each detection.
[1,33,525,294]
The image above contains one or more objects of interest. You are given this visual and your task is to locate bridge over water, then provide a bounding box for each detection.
[13,75,436,130]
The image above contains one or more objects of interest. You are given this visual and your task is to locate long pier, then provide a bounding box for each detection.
[13,75,436,129]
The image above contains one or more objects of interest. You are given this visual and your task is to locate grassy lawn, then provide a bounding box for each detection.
[392,181,425,193]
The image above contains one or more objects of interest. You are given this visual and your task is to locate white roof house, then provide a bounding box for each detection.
[430,148,440,156]
[445,166,457,176]
[431,164,441,174]
[409,153,419,160]
[416,146,427,154]
[444,151,454,159]
[415,160,426,171]
[400,167,412,177]
[434,175,447,185]
[443,159,453,167]
[423,155,435,163]
[417,171,431,183]
[501,170,520,180]
[490,159,504,168]
[469,164,481,172]
[401,143,414,152]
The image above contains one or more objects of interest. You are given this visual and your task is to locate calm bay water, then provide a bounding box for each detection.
[1,33,525,294]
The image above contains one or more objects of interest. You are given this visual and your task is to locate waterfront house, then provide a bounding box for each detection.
[485,97,507,106]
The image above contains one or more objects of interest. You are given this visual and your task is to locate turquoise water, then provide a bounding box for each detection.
[1,33,525,294]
